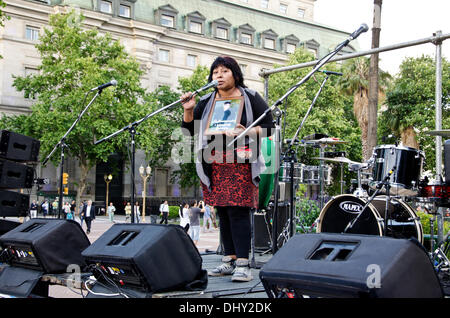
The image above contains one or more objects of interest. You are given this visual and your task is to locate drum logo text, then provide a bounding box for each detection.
[339,201,363,214]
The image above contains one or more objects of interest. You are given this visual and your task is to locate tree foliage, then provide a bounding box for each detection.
[10,10,152,204]
[378,55,450,173]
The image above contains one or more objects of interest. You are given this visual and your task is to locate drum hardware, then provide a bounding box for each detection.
[344,166,396,235]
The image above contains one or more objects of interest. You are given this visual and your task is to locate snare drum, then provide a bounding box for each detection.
[369,145,424,196]
[302,165,332,185]
[279,162,304,183]
[418,182,450,207]
[316,194,423,244]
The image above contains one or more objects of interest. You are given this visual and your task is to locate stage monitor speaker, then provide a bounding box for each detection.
[444,139,450,185]
[259,233,444,298]
[0,159,34,189]
[0,130,40,162]
[0,219,90,273]
[0,190,29,217]
[0,220,21,235]
[82,224,207,294]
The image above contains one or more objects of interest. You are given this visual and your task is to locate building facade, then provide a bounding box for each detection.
[0,0,357,210]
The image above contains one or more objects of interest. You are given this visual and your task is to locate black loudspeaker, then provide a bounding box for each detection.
[0,190,29,217]
[254,212,271,250]
[82,224,207,294]
[0,130,40,162]
[0,220,21,235]
[259,233,444,298]
[0,159,35,189]
[444,139,450,185]
[0,219,90,273]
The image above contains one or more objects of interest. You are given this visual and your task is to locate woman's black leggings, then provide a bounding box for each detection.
[216,206,251,259]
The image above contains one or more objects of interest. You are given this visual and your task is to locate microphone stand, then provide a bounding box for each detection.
[283,75,330,238]
[94,89,207,223]
[43,89,103,219]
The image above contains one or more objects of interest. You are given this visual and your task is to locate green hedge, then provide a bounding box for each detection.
[169,206,180,220]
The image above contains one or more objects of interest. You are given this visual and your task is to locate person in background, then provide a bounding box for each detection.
[125,202,132,222]
[107,202,116,223]
[160,200,169,225]
[81,200,95,234]
[202,203,214,233]
[30,200,38,218]
[63,202,72,220]
[41,200,49,218]
[188,200,203,246]
[179,202,190,232]
[134,201,141,223]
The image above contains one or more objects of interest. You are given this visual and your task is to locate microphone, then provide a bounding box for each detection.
[183,80,219,102]
[320,70,343,76]
[90,79,118,91]
[348,23,369,41]
[193,80,219,94]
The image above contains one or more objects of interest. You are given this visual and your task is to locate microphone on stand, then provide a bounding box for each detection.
[90,79,118,92]
[183,80,219,102]
[348,23,369,41]
[319,70,343,76]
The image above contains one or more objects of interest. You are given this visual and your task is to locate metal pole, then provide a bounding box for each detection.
[433,30,444,243]
[259,33,450,77]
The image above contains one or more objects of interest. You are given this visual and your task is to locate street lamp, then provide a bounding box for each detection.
[104,174,113,213]
[139,164,152,222]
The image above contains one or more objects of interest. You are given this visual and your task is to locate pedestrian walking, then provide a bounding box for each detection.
[107,202,116,223]
[188,200,203,246]
[134,201,141,223]
[81,200,95,234]
[125,202,132,222]
[41,200,49,218]
[160,200,169,224]
[30,200,38,218]
[202,203,213,233]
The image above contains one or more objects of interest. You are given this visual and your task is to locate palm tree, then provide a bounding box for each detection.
[339,57,391,161]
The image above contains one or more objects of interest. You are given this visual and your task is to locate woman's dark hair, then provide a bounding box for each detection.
[208,56,246,88]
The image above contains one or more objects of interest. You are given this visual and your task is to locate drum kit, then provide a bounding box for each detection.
[273,130,450,269]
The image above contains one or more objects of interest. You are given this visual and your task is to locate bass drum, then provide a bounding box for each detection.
[317,194,423,244]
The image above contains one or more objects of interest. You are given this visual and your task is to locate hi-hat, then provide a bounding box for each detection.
[425,130,450,138]
[313,156,361,165]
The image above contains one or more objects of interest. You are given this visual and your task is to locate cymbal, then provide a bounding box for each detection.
[313,156,361,165]
[305,137,348,145]
[425,129,450,138]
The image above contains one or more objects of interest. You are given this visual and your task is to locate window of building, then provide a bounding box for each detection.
[239,64,247,76]
[264,38,275,50]
[212,18,231,41]
[100,0,113,14]
[305,39,320,58]
[280,3,288,14]
[156,4,178,29]
[158,49,170,63]
[261,0,269,9]
[25,26,40,41]
[186,11,206,35]
[160,15,174,27]
[119,4,131,18]
[189,21,202,34]
[261,29,278,50]
[286,43,296,54]
[238,24,255,45]
[297,8,305,18]
[186,54,197,68]
[241,33,252,44]
[216,27,228,40]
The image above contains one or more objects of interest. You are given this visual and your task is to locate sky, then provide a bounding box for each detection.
[314,0,450,76]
